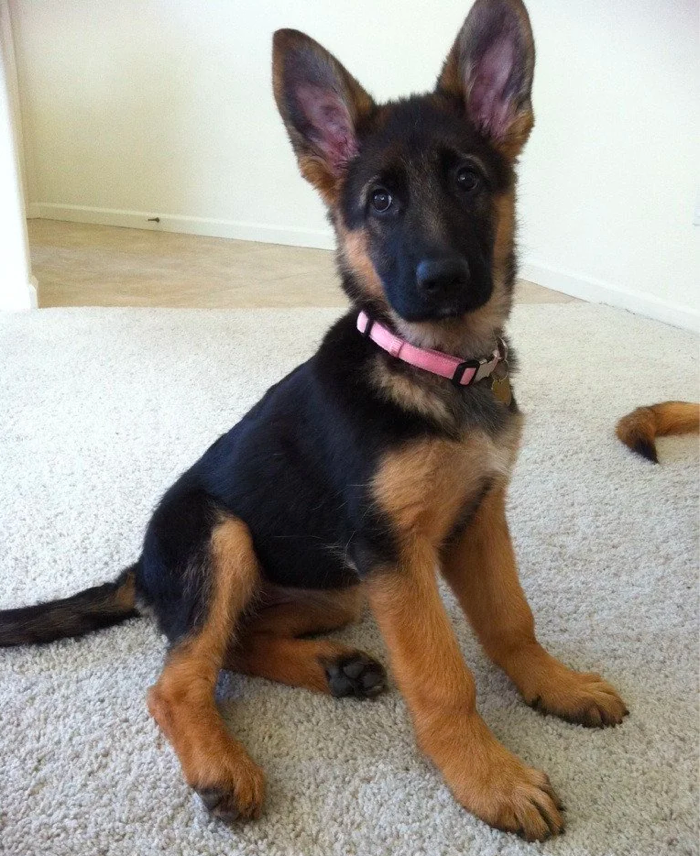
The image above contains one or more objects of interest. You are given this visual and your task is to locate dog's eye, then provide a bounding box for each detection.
[370,188,393,213]
[455,166,481,192]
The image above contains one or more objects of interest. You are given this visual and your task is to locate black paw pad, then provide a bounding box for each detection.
[197,787,240,823]
[325,653,387,699]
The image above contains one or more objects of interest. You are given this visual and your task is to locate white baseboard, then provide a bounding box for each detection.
[27,274,38,308]
[33,203,336,250]
[521,259,699,332]
[31,203,697,330]
[0,275,37,311]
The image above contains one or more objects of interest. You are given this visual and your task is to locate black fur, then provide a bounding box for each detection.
[631,437,659,463]
[0,566,137,647]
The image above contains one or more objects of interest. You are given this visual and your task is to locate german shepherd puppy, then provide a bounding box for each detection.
[0,0,628,840]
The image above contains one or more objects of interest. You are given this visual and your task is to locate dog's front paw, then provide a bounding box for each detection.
[194,754,266,823]
[524,665,629,728]
[439,721,565,842]
[474,764,564,842]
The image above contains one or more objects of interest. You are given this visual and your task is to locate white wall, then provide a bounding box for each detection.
[519,0,699,329]
[0,0,35,311]
[11,0,699,327]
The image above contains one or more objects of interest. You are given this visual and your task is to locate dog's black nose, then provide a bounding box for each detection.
[416,257,470,297]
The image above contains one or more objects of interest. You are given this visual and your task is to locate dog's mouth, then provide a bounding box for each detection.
[431,304,469,320]
[393,291,492,324]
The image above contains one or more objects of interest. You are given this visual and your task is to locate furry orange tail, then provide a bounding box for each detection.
[616,401,700,463]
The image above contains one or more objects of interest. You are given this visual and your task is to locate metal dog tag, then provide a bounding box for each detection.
[490,343,511,405]
[491,370,511,405]
[491,376,511,405]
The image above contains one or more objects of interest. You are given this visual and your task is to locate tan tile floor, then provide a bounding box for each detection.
[27,219,577,309]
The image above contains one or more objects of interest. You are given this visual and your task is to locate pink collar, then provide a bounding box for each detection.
[357,310,506,387]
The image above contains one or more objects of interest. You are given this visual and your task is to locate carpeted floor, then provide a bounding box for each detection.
[0,304,697,856]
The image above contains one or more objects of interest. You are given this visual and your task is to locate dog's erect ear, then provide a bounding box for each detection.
[437,0,535,159]
[273,29,374,204]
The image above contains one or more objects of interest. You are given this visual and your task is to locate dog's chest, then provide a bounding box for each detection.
[372,423,520,547]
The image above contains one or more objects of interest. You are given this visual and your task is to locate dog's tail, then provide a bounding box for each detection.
[0,564,139,647]
[616,401,700,463]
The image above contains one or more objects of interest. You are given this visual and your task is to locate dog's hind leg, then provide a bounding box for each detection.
[226,587,386,698]
[146,516,265,823]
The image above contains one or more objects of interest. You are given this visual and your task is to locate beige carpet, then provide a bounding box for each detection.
[0,304,697,856]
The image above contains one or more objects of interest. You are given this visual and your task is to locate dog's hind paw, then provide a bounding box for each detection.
[324,652,387,699]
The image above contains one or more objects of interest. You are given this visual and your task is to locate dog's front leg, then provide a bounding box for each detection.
[365,541,564,842]
[442,482,628,727]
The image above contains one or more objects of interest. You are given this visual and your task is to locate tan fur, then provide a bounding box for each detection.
[493,189,516,282]
[147,517,265,820]
[366,549,563,841]
[498,110,536,161]
[226,586,365,693]
[372,423,521,548]
[115,569,136,610]
[369,360,455,428]
[616,401,700,461]
[297,156,341,207]
[336,223,386,300]
[230,637,350,694]
[442,484,629,727]
[241,585,363,636]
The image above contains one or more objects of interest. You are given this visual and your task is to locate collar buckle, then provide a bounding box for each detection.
[359,315,375,338]
[451,359,480,387]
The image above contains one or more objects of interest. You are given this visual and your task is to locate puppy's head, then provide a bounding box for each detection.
[273,0,534,350]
